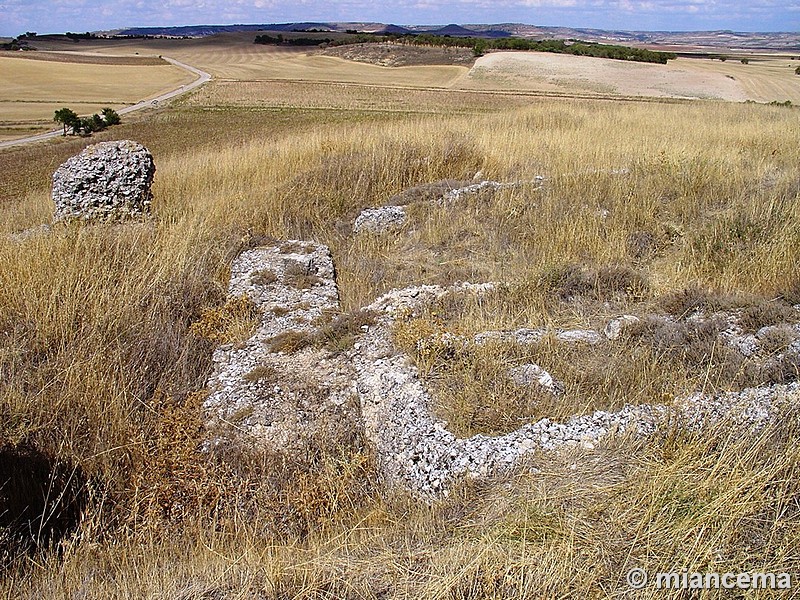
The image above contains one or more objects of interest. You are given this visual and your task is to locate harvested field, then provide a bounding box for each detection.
[19,37,469,85]
[0,54,195,137]
[208,53,467,87]
[182,80,536,113]
[0,55,194,104]
[1,51,167,65]
[465,51,800,103]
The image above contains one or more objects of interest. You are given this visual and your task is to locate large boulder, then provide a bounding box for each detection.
[51,140,155,222]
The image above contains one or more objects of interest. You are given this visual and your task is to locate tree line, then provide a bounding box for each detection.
[53,107,121,136]
[253,30,677,65]
[254,34,334,46]
[410,34,677,64]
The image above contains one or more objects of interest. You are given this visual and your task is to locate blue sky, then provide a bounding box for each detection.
[1,0,798,37]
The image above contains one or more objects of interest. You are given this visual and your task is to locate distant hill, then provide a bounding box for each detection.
[113,22,800,50]
[412,23,510,38]
[424,24,485,37]
[375,24,414,35]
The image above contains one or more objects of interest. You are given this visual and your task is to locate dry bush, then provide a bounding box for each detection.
[738,301,798,332]
[243,364,278,382]
[207,428,376,541]
[282,261,323,289]
[123,391,225,530]
[249,268,277,286]
[189,294,260,344]
[267,330,314,354]
[657,285,748,318]
[314,309,377,354]
[267,310,377,355]
[538,263,649,303]
[278,240,316,255]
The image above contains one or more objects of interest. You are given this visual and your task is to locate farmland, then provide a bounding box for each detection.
[1,30,800,599]
[0,53,194,139]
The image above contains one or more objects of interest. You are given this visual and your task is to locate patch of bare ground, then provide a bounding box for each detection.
[321,42,475,67]
[465,51,800,103]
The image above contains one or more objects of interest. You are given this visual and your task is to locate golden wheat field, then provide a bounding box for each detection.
[1,35,800,599]
[0,54,194,139]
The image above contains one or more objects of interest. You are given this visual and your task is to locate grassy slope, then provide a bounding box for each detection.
[0,68,799,597]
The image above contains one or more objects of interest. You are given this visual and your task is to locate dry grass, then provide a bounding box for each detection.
[1,73,799,596]
[181,79,537,114]
[5,416,799,599]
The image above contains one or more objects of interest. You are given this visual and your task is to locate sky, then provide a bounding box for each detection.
[1,0,798,38]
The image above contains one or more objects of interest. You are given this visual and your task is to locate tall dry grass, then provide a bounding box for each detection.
[1,95,799,597]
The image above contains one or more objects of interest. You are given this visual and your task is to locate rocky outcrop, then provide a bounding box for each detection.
[354,283,796,496]
[604,315,641,340]
[51,140,155,222]
[203,241,361,456]
[353,177,546,233]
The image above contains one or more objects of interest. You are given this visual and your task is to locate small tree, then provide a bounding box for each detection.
[741,58,749,65]
[78,114,105,134]
[53,107,79,136]
[472,39,488,57]
[101,107,121,126]
[796,66,800,75]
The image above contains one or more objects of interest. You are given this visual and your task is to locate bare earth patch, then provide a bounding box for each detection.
[321,43,475,67]
[466,52,750,101]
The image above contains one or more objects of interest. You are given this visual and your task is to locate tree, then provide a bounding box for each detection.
[472,38,488,57]
[796,66,800,75]
[740,58,749,65]
[101,107,121,126]
[78,114,105,135]
[53,107,79,136]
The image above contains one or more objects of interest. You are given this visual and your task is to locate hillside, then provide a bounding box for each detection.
[111,21,800,50]
[1,24,799,600]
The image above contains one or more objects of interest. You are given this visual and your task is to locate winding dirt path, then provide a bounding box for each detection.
[0,56,211,150]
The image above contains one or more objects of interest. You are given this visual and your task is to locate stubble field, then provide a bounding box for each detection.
[0,53,195,139]
[1,34,799,599]
[466,52,800,103]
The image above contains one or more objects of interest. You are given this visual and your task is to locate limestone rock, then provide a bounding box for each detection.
[203,241,359,456]
[556,329,603,344]
[51,140,155,222]
[509,363,564,396]
[354,206,407,234]
[203,240,799,500]
[474,328,546,346]
[604,315,641,340]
